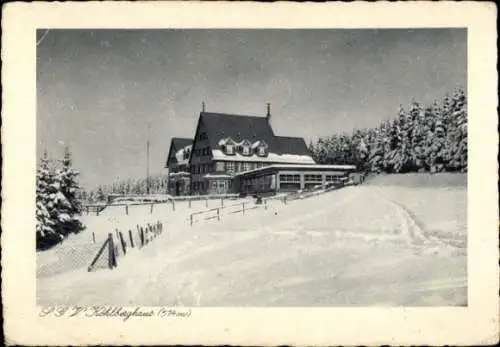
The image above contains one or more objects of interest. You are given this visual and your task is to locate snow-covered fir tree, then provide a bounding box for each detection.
[36,151,59,249]
[36,148,85,250]
[308,88,467,174]
[54,147,84,236]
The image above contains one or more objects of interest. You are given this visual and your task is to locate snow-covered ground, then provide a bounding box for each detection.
[37,174,467,306]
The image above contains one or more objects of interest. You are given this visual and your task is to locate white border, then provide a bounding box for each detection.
[2,1,498,345]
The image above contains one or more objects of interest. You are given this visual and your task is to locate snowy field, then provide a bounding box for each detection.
[37,174,467,306]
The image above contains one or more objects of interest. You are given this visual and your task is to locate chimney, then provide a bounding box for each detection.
[202,101,206,112]
[266,103,271,122]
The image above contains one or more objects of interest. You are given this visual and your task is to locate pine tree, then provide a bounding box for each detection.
[54,147,84,237]
[36,151,60,249]
[445,88,467,172]
[455,88,468,172]
[309,88,467,175]
[96,186,105,202]
[367,127,385,173]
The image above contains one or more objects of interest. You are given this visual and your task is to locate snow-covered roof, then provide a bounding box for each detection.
[202,173,233,179]
[233,163,357,177]
[251,140,268,149]
[174,144,192,166]
[166,137,193,168]
[199,112,311,156]
[212,149,315,164]
[169,171,190,177]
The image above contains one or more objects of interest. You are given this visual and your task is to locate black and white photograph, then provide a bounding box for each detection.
[35,28,469,306]
[2,2,498,346]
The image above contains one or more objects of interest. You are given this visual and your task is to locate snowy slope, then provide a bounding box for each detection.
[37,180,467,306]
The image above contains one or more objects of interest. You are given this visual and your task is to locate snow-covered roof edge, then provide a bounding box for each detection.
[233,163,357,177]
[212,149,315,164]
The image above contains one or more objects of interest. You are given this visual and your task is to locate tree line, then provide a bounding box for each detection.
[36,148,84,250]
[308,88,467,174]
[81,174,169,203]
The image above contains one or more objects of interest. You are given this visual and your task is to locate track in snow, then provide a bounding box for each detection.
[37,184,467,306]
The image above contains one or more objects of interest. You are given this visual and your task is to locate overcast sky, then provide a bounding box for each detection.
[37,29,466,189]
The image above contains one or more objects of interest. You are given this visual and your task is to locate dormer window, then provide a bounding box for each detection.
[220,137,236,155]
[238,139,252,156]
[255,140,268,157]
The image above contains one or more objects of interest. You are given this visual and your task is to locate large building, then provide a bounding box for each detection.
[165,104,356,196]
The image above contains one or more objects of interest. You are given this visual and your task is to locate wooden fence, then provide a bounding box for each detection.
[88,221,164,272]
[83,193,240,216]
[189,199,272,226]
[187,181,351,226]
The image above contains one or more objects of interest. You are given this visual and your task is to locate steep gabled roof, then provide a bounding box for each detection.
[200,112,277,151]
[274,136,311,156]
[165,137,193,168]
[189,111,316,165]
[172,137,193,150]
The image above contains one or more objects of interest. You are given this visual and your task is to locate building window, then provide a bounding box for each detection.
[226,161,235,173]
[242,146,250,155]
[280,174,300,183]
[305,174,322,182]
[279,174,301,190]
[226,144,234,155]
[215,161,225,172]
[258,146,266,156]
[326,175,340,182]
[242,162,251,172]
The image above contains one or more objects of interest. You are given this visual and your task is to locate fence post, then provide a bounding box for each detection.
[92,232,96,243]
[205,197,208,208]
[217,208,220,222]
[188,199,191,208]
[97,208,100,216]
[172,200,176,211]
[242,202,245,215]
[150,203,154,214]
[140,228,145,247]
[119,231,126,255]
[87,206,90,215]
[125,205,129,215]
[284,196,287,205]
[190,214,193,226]
[221,198,224,207]
[108,233,117,269]
[264,199,268,210]
[128,229,134,248]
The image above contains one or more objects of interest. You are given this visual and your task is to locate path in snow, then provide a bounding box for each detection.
[37,184,467,306]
